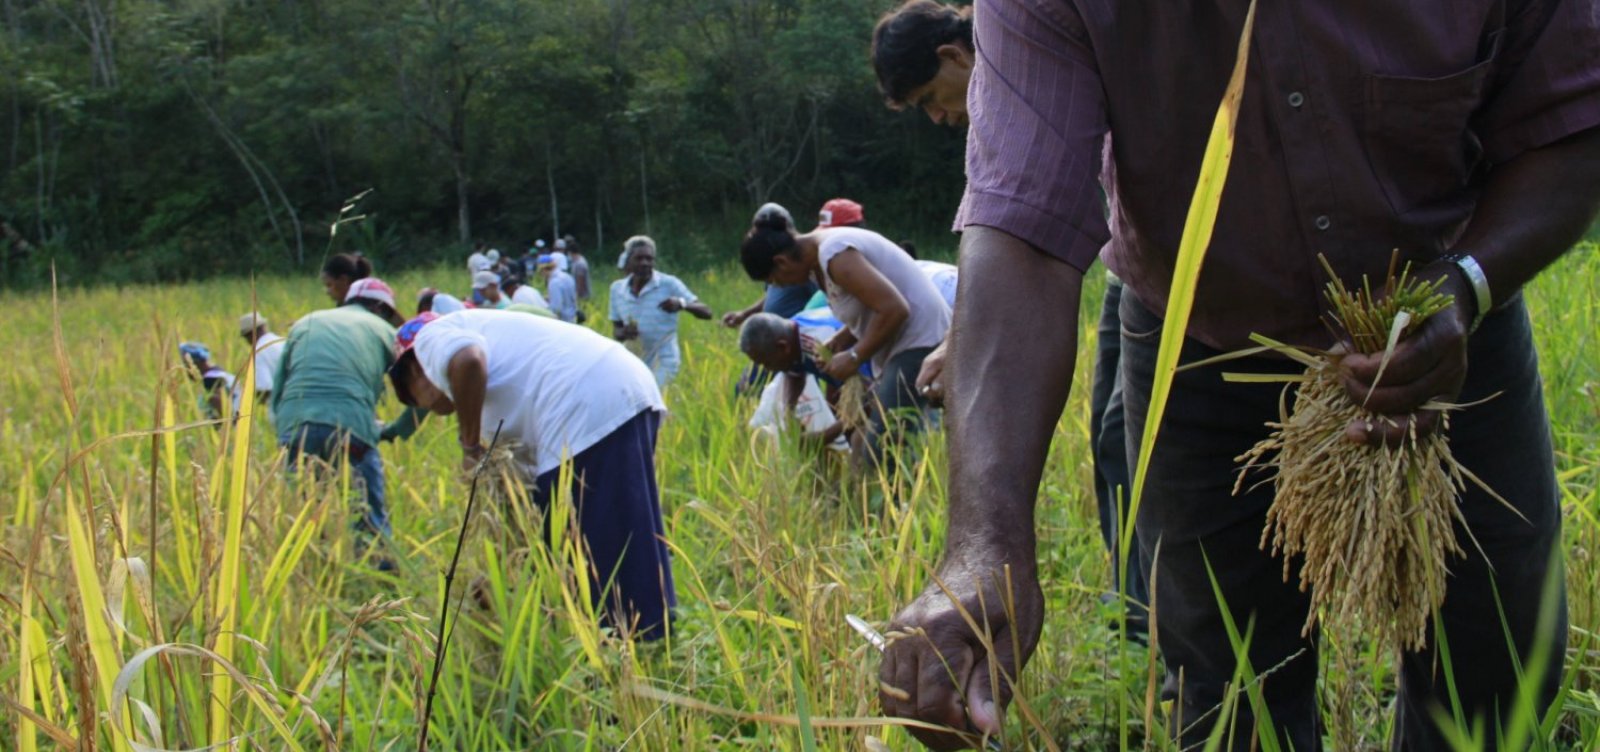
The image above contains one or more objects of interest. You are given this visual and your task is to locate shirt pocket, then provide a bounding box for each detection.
[1360,30,1502,223]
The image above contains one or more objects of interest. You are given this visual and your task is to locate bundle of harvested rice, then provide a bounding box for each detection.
[473,438,542,554]
[1233,254,1499,652]
[816,343,871,434]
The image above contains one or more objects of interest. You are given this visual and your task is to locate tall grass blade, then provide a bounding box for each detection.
[208,301,257,744]
[65,483,133,752]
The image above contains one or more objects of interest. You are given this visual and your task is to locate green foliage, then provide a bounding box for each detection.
[0,0,965,289]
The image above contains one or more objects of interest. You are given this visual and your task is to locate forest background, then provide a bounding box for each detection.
[0,0,965,287]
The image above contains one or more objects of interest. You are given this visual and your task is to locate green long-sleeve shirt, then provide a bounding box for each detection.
[270,305,396,447]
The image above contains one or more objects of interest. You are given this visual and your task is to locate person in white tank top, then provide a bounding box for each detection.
[738,207,950,469]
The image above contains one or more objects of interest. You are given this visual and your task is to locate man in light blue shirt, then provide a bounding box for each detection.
[539,254,580,322]
[609,236,712,387]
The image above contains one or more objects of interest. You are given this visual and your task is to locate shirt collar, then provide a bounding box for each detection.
[629,270,662,295]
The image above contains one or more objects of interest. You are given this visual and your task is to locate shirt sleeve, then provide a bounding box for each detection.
[1475,0,1600,162]
[670,276,698,303]
[415,325,489,401]
[954,0,1111,273]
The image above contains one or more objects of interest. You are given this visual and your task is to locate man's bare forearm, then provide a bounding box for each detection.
[944,227,1084,573]
[1455,127,1600,302]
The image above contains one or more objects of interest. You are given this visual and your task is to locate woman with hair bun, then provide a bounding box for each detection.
[320,253,374,306]
[739,210,949,465]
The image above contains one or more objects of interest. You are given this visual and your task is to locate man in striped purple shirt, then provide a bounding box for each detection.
[880,1,1600,749]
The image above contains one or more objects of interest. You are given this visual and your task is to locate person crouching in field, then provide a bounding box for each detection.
[388,308,677,640]
[610,235,713,388]
[738,309,861,452]
[739,205,950,470]
[179,341,238,422]
[238,311,286,405]
[272,278,405,551]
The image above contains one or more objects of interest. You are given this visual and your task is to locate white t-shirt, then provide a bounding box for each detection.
[412,310,665,478]
[817,228,951,375]
[511,284,548,308]
[915,260,959,309]
[252,332,286,393]
[552,251,571,273]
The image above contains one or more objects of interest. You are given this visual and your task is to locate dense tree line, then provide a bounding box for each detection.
[0,0,966,287]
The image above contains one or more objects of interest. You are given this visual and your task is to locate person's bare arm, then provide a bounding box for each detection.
[446,345,489,468]
[880,227,1083,749]
[684,300,713,320]
[782,372,805,412]
[1341,126,1600,445]
[821,249,909,380]
[722,294,766,327]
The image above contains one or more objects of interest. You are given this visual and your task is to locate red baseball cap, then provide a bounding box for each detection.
[816,198,864,228]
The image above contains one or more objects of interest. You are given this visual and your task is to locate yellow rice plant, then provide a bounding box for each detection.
[207,314,257,743]
[1233,256,1497,652]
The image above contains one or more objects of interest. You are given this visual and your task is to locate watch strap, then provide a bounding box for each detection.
[1441,252,1491,334]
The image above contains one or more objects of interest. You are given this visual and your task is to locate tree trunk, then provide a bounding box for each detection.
[4,0,19,177]
[454,151,471,244]
[637,131,650,236]
[545,141,559,239]
[33,110,45,241]
[83,0,117,89]
[594,172,604,252]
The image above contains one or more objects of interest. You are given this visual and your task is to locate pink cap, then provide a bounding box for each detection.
[345,278,397,309]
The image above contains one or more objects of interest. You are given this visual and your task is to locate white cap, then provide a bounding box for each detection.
[432,293,466,315]
[554,239,568,250]
[472,270,500,289]
[238,311,268,333]
[486,249,501,262]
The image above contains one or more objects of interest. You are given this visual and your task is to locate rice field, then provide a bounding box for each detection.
[3,243,1598,750]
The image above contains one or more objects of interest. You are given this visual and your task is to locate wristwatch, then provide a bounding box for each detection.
[1439,252,1491,334]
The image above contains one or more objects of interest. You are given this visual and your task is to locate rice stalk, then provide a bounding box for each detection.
[208,309,257,743]
[1235,254,1470,652]
[17,587,40,752]
[64,482,132,752]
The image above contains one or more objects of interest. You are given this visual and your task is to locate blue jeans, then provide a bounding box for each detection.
[279,423,390,538]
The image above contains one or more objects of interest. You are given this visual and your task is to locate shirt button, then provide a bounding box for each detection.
[1287,91,1305,108]
[1314,214,1332,231]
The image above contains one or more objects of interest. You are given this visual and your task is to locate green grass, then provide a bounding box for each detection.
[2,245,1598,750]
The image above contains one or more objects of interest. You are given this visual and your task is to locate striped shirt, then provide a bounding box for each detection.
[609,271,700,387]
[958,0,1600,349]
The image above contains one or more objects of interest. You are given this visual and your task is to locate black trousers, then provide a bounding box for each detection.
[1118,290,1565,751]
